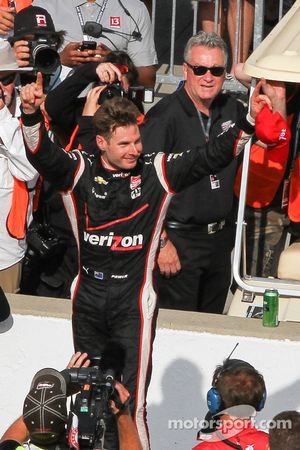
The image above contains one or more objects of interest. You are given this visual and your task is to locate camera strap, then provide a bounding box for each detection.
[76,0,109,41]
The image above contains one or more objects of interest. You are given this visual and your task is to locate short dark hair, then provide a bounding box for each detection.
[104,51,139,86]
[93,96,141,140]
[269,411,300,450]
[213,361,266,410]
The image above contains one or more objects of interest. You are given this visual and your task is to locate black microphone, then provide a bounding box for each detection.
[132,30,142,40]
[83,22,111,38]
[83,21,142,41]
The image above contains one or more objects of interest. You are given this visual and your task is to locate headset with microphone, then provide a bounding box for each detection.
[82,0,142,48]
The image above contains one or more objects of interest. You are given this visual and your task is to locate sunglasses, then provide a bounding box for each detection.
[0,73,16,86]
[185,61,225,77]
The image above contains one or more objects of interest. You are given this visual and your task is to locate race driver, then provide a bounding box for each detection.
[19,73,287,450]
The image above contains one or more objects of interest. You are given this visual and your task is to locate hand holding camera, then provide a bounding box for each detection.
[12,39,31,68]
[96,61,123,85]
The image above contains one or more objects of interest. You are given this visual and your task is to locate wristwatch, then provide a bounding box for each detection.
[160,236,169,249]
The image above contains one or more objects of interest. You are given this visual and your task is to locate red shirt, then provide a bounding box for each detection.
[192,423,269,450]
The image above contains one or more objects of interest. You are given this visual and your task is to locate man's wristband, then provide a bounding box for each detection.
[160,236,169,249]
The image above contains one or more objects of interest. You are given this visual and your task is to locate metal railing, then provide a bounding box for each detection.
[151,0,290,92]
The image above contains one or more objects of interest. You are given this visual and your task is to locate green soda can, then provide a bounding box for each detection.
[263,289,279,327]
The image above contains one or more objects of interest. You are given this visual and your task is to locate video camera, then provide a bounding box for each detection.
[98,80,154,105]
[66,362,119,449]
[27,37,60,75]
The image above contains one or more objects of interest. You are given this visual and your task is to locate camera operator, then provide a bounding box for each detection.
[0,352,142,450]
[9,5,65,87]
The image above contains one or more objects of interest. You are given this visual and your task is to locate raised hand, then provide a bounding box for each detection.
[82,85,106,116]
[13,40,31,67]
[250,79,287,119]
[20,72,45,114]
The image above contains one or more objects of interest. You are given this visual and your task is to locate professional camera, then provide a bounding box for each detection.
[27,37,60,74]
[66,363,118,449]
[26,220,66,260]
[98,80,154,105]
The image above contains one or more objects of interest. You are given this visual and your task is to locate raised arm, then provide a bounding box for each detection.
[20,73,81,191]
[162,80,289,193]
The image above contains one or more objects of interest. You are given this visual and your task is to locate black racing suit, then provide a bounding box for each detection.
[21,108,253,450]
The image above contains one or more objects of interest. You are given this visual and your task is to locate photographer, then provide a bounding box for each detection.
[45,51,142,147]
[10,5,65,84]
[0,353,142,450]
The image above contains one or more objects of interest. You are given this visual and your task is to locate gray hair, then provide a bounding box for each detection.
[184,31,228,65]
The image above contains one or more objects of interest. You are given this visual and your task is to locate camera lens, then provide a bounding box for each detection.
[33,45,60,74]
[98,85,123,104]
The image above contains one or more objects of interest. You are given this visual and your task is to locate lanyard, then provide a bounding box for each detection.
[76,0,108,40]
[197,109,211,143]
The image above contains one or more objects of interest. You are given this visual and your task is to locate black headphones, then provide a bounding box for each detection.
[206,359,267,416]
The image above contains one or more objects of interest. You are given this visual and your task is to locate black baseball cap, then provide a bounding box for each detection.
[13,6,56,41]
[23,368,67,446]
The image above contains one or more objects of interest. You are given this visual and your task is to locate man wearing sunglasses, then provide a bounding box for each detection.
[0,39,37,292]
[140,31,246,315]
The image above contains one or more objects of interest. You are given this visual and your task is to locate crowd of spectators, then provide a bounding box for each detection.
[0,1,299,449]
